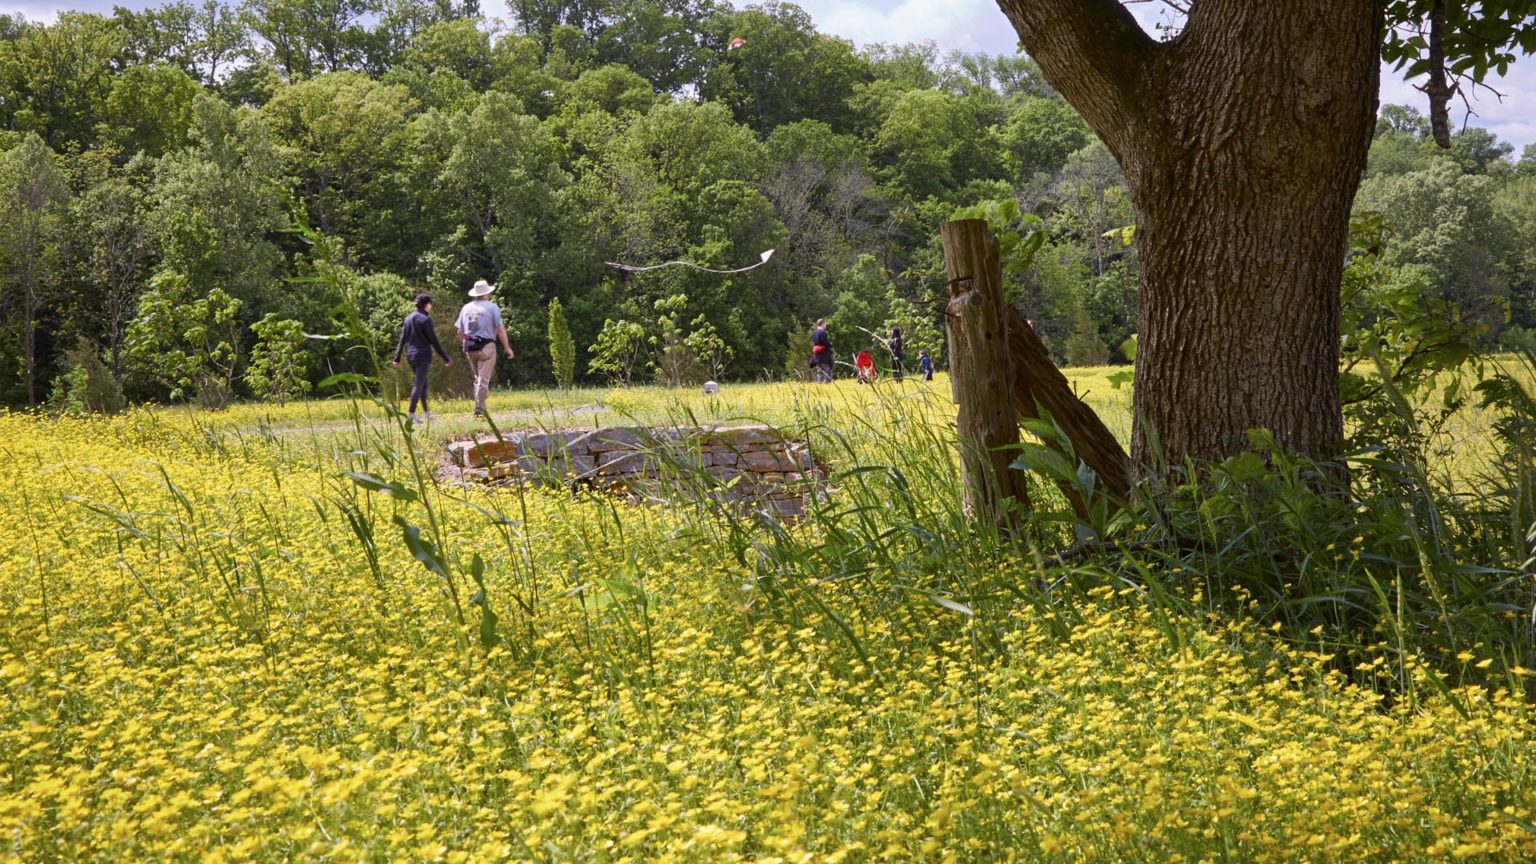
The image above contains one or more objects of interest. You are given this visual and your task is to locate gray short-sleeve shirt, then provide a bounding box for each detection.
[455,300,503,342]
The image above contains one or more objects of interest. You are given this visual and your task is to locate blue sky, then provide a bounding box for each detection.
[16,0,1536,149]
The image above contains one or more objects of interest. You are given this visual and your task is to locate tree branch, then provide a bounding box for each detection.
[994,0,1159,148]
[1123,0,1191,37]
[1423,0,1454,148]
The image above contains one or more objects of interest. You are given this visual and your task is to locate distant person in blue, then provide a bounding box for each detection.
[918,350,934,382]
[391,293,452,423]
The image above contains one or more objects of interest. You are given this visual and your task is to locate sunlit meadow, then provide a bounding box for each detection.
[2,372,1534,862]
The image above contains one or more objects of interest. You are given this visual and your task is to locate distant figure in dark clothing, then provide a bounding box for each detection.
[810,319,834,383]
[918,350,934,382]
[392,294,452,422]
[888,326,905,380]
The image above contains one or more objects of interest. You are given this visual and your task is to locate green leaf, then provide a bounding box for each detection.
[393,516,448,578]
[1018,416,1064,441]
[1011,444,1077,484]
[595,576,641,603]
[567,583,614,611]
[1223,451,1270,483]
[468,579,500,650]
[449,497,521,527]
[930,595,974,616]
[345,471,418,502]
[319,372,372,390]
[1015,229,1046,269]
[1075,461,1098,501]
[1100,224,1135,247]
[477,603,501,649]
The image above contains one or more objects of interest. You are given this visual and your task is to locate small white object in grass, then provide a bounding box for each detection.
[702,380,720,396]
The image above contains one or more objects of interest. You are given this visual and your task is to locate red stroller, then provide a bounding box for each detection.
[855,350,878,385]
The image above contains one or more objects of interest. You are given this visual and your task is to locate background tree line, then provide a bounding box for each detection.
[0,1,1529,407]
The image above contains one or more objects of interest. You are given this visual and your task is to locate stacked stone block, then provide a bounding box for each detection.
[445,425,824,516]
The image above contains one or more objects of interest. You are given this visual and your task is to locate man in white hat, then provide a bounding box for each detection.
[455,278,515,417]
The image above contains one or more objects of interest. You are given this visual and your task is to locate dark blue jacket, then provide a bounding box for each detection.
[394,310,450,363]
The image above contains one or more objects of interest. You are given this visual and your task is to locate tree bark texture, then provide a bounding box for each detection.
[996,0,1384,466]
[942,220,1031,529]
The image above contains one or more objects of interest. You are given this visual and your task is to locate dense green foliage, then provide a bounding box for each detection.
[1359,106,1536,348]
[245,312,312,403]
[0,3,1531,407]
[0,1,1117,406]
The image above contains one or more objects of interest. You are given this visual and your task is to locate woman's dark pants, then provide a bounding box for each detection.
[408,351,431,414]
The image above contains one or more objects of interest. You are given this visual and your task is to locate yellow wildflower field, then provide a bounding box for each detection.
[1,377,1532,862]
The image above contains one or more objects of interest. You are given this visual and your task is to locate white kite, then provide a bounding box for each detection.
[605,249,775,276]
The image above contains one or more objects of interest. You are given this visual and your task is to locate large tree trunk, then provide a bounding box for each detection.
[997,0,1384,466]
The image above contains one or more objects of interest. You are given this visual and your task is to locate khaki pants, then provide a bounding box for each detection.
[465,343,497,414]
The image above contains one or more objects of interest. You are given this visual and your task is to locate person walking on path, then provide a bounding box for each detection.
[888,325,905,380]
[392,293,452,423]
[456,279,515,417]
[810,319,834,383]
[918,350,934,382]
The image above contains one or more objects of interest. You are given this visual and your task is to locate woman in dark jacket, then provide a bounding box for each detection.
[392,294,452,421]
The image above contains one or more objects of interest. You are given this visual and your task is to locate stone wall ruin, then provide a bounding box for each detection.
[444,425,825,517]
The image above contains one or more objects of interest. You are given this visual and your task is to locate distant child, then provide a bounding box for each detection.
[888,326,905,380]
[918,350,934,382]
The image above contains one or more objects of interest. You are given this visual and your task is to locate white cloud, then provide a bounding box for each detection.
[477,0,515,29]
[8,3,70,23]
[795,0,1016,54]
[489,0,1021,56]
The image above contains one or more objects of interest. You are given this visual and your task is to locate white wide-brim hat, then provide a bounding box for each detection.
[468,279,496,297]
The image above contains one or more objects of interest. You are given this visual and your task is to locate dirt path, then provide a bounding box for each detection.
[257,402,609,439]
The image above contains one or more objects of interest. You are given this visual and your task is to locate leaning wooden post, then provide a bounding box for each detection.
[942,219,1030,529]
[1006,306,1132,513]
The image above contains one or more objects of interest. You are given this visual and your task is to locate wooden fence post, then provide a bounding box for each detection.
[941,219,1030,529]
